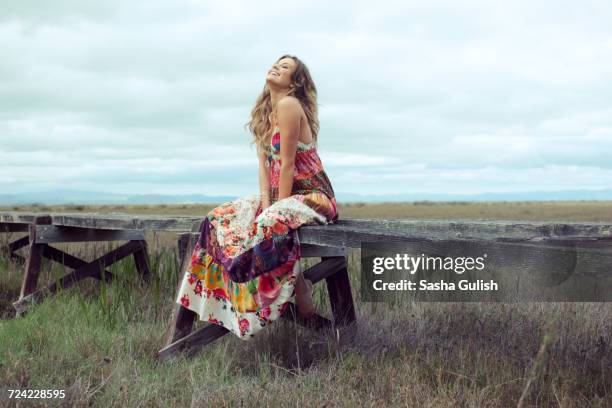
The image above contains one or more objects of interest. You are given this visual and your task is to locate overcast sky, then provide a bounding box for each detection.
[1,0,611,199]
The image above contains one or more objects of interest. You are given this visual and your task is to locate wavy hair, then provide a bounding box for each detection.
[246,54,319,154]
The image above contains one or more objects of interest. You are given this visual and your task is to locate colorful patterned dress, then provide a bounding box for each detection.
[175,126,338,340]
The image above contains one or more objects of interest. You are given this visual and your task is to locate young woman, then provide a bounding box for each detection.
[174,54,339,340]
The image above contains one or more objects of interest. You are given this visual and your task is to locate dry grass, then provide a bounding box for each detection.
[3,200,612,222]
[0,202,611,407]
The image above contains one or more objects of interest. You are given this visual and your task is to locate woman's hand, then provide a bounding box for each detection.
[261,198,271,211]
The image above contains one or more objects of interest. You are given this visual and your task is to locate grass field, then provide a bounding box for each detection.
[1,201,611,407]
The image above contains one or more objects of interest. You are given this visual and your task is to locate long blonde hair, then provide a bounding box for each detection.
[246,54,319,154]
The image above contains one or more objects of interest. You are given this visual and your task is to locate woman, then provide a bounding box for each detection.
[174,54,339,340]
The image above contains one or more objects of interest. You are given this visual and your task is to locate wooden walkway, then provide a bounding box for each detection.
[2,211,611,360]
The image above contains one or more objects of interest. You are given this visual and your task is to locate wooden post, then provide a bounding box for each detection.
[132,240,151,282]
[177,233,190,265]
[164,233,197,347]
[19,215,52,300]
[323,255,356,327]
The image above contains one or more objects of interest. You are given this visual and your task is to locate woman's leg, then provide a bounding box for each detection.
[293,264,315,317]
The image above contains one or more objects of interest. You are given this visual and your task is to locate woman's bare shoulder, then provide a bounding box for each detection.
[277,95,302,112]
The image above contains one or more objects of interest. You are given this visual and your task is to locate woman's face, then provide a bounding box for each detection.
[266,57,296,89]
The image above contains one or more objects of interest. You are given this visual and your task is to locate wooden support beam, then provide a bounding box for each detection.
[10,253,26,264]
[15,265,95,315]
[0,222,29,232]
[323,256,356,328]
[167,306,198,345]
[13,240,143,315]
[132,240,151,282]
[41,244,114,282]
[19,215,52,300]
[158,323,230,361]
[304,257,348,284]
[4,235,29,264]
[300,243,346,257]
[9,235,30,253]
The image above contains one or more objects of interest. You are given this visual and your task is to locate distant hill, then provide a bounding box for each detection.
[336,189,612,202]
[0,190,237,205]
[1,188,611,205]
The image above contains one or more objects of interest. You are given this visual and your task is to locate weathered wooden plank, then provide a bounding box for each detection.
[19,215,52,299]
[0,211,201,232]
[371,239,612,279]
[297,221,612,248]
[185,216,612,242]
[0,213,39,225]
[4,211,612,240]
[0,222,29,232]
[323,256,356,327]
[336,218,612,240]
[33,225,145,244]
[572,241,612,279]
[13,240,143,315]
[52,213,201,232]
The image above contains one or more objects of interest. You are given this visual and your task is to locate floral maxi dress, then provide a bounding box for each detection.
[175,127,339,340]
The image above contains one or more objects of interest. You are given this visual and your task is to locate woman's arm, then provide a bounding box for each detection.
[276,96,301,201]
[257,145,271,209]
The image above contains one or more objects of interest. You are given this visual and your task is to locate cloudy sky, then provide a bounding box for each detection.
[1,0,611,200]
